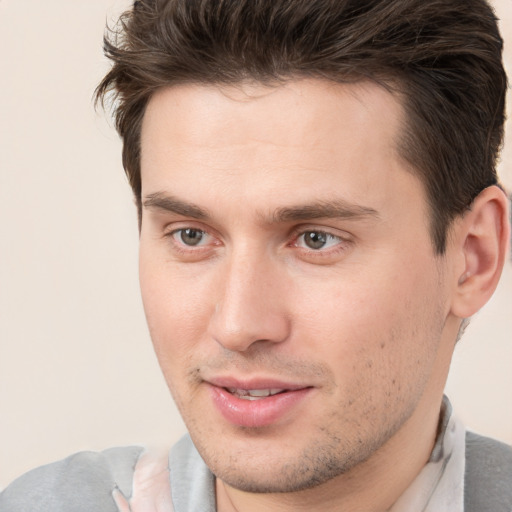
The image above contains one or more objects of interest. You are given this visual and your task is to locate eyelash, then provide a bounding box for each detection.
[289,229,352,260]
[165,226,352,261]
[165,227,216,257]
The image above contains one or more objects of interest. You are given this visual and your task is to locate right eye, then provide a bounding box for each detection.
[171,228,210,247]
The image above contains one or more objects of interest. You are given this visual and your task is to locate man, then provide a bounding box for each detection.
[1,0,511,510]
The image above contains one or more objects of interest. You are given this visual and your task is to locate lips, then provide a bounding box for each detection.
[225,388,287,399]
[207,378,312,427]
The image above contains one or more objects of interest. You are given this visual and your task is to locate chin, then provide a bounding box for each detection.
[217,468,341,494]
[195,427,390,494]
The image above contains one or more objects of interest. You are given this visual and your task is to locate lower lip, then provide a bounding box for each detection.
[208,385,312,428]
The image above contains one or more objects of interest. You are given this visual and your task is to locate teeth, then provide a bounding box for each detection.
[226,388,285,399]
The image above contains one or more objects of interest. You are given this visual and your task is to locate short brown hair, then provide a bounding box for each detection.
[96,0,507,253]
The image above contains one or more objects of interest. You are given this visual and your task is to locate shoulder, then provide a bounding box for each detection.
[464,431,512,512]
[0,446,144,512]
[168,435,216,512]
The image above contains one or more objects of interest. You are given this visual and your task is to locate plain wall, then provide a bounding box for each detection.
[1,0,511,488]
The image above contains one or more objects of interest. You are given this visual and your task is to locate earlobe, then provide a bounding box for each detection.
[450,185,510,319]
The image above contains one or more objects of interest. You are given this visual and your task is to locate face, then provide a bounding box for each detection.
[139,80,457,493]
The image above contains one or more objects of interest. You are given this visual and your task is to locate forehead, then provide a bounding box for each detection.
[140,79,422,219]
[141,79,403,156]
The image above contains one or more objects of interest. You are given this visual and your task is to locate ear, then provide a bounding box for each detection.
[450,185,510,319]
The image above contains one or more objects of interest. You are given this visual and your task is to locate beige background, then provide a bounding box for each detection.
[0,0,511,488]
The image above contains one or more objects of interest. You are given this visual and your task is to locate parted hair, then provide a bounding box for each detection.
[96,0,507,253]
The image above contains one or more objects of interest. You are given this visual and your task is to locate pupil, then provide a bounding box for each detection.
[305,231,326,249]
[181,229,203,246]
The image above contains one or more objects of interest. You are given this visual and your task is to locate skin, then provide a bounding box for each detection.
[138,79,497,511]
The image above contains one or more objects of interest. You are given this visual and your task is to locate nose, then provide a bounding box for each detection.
[208,250,291,353]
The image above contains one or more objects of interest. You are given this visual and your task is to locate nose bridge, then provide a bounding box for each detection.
[209,244,290,352]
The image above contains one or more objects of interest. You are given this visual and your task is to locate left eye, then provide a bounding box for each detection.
[297,231,341,250]
[172,228,209,247]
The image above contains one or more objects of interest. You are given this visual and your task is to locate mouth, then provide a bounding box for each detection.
[207,379,313,427]
[224,388,288,400]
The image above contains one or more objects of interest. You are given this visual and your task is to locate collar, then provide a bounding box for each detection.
[389,396,466,512]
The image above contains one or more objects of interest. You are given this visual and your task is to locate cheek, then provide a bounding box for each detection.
[139,252,214,372]
[296,259,444,384]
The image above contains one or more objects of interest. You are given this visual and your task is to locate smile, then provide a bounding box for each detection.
[209,382,313,427]
[225,388,287,400]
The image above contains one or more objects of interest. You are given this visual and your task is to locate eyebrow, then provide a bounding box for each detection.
[271,200,380,223]
[143,192,209,219]
[143,192,380,223]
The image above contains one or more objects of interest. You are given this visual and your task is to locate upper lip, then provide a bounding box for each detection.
[205,375,310,391]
